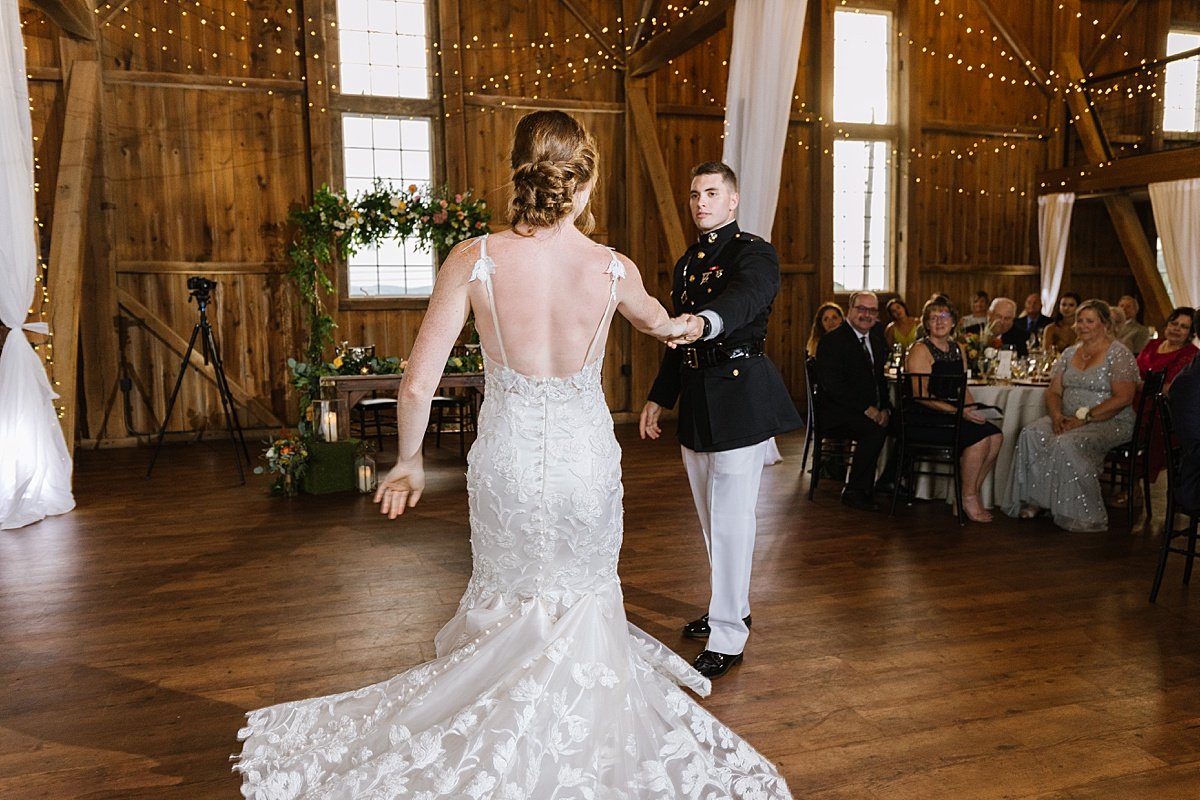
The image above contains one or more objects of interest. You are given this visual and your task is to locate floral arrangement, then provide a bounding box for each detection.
[253,431,310,496]
[445,350,483,374]
[288,182,491,369]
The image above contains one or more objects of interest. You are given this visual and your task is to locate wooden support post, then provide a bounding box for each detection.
[626,80,687,259]
[116,288,285,428]
[302,0,334,193]
[1059,52,1173,326]
[623,73,662,413]
[46,56,101,457]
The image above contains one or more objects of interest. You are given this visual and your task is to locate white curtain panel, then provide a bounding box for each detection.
[1148,178,1200,308]
[1037,192,1075,311]
[0,1,75,529]
[721,0,809,241]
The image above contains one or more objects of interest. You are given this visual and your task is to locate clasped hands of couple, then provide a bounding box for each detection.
[374,313,706,520]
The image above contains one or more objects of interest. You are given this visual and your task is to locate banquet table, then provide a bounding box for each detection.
[912,381,1049,509]
[319,372,484,414]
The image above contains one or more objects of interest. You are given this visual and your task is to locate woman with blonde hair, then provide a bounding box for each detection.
[236,110,792,798]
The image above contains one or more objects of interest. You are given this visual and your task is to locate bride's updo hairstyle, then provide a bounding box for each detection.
[508,110,598,234]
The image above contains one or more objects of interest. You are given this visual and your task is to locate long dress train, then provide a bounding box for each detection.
[234,237,793,798]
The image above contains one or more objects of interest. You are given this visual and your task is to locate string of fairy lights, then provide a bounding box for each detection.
[19,1,1190,215]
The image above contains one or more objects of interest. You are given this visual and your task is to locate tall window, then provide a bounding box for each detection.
[336,0,438,298]
[831,8,896,292]
[1163,29,1200,133]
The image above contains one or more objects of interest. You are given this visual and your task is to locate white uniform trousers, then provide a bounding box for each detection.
[682,440,769,655]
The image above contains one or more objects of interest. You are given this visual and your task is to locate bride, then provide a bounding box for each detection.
[235,110,793,799]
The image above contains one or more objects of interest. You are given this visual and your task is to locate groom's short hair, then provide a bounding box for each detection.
[691,161,738,192]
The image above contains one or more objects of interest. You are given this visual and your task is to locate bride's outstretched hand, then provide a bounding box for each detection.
[374,456,426,518]
[664,314,704,348]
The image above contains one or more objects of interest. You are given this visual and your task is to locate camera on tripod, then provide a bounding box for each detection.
[187,275,217,302]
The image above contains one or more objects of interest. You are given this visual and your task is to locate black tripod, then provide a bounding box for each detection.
[146,278,251,482]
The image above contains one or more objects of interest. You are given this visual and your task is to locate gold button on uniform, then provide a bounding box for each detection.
[732,369,739,377]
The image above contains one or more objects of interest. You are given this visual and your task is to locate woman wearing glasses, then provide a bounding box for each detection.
[903,299,1003,523]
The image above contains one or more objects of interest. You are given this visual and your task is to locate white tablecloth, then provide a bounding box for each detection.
[913,383,1048,508]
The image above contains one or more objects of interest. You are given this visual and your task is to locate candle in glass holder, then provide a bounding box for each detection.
[355,454,376,493]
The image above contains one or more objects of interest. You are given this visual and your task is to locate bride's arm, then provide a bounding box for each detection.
[613,253,694,343]
[375,241,474,518]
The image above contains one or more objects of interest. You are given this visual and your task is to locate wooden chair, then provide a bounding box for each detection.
[1148,394,1199,603]
[890,370,968,525]
[351,395,397,452]
[803,356,856,500]
[428,391,478,459]
[1103,369,1166,527]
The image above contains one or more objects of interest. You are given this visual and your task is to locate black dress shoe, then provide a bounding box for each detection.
[841,489,880,512]
[693,649,744,679]
[681,613,753,639]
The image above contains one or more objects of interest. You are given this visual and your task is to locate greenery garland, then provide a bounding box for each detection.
[286,181,491,414]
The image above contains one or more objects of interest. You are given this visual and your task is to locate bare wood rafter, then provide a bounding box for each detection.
[31,0,96,40]
[970,0,1054,97]
[627,0,733,78]
[1036,147,1200,195]
[628,0,658,51]
[116,288,285,428]
[558,0,623,65]
[1058,52,1172,325]
[626,79,687,258]
[438,0,468,189]
[1083,0,1141,72]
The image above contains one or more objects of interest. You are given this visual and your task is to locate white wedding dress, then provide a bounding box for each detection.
[235,239,793,799]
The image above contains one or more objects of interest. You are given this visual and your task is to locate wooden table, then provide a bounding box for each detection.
[319,372,484,412]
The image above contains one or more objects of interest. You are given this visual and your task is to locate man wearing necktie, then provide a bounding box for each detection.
[815,291,892,511]
[640,161,801,681]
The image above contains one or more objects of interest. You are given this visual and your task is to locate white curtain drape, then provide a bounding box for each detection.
[1037,192,1075,311]
[721,0,809,241]
[0,1,75,529]
[1148,178,1200,308]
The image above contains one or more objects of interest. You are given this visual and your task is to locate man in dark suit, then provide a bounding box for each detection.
[1015,293,1052,342]
[640,161,801,680]
[815,291,892,511]
[1170,356,1200,514]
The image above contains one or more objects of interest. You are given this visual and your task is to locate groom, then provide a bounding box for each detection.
[640,161,801,680]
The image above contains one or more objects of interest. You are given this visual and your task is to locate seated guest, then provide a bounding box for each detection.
[807,301,844,357]
[1169,356,1200,514]
[816,291,892,511]
[960,290,989,330]
[1117,294,1152,354]
[963,297,1027,356]
[1006,299,1139,531]
[1136,306,1199,481]
[904,299,1004,523]
[884,298,919,350]
[1041,291,1081,353]
[1016,293,1052,345]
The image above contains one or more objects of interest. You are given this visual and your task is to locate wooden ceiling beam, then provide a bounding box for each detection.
[1058,52,1173,326]
[628,0,658,51]
[1083,0,1141,73]
[31,0,96,40]
[627,0,733,78]
[970,0,1054,97]
[1036,147,1200,195]
[558,0,623,65]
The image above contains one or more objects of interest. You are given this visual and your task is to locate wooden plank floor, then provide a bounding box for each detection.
[1,425,1197,799]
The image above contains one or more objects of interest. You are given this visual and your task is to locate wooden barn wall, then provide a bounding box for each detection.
[19,0,1183,446]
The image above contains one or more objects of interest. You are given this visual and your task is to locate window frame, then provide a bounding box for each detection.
[1161,26,1200,139]
[329,0,446,311]
[822,0,902,295]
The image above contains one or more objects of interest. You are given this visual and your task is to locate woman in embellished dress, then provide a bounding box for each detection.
[903,299,1003,523]
[1006,299,1139,532]
[235,111,794,798]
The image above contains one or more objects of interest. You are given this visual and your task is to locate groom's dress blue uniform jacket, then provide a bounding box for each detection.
[648,221,802,453]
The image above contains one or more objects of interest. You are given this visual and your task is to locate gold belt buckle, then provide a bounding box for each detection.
[684,348,700,369]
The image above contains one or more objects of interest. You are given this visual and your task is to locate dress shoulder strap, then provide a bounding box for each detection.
[467,234,509,368]
[582,248,626,368]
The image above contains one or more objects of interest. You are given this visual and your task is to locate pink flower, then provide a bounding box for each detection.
[432,210,448,224]
[455,193,463,203]
[457,211,466,219]
[439,199,448,208]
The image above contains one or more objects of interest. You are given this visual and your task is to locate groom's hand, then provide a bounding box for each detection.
[639,401,663,440]
[664,314,704,348]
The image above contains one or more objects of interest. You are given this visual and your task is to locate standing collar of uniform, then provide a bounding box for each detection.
[696,219,740,246]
